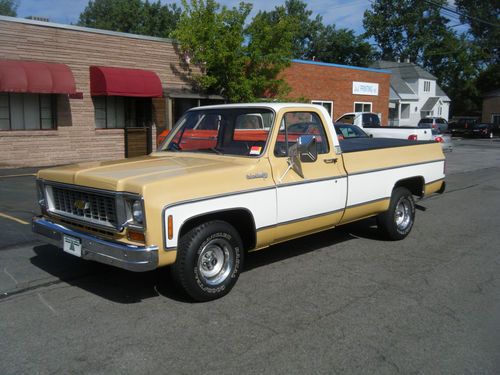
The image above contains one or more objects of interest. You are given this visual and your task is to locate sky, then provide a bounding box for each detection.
[15,0,374,35]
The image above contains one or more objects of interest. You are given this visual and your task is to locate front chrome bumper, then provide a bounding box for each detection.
[32,216,158,272]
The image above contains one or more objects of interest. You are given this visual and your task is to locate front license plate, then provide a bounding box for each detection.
[63,235,82,257]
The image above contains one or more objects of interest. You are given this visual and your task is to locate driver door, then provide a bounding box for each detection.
[269,109,347,242]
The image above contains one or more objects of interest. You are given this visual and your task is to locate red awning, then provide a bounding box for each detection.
[90,66,162,97]
[0,59,76,94]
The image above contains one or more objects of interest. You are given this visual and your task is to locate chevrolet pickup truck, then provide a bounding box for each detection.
[33,103,446,301]
[337,112,433,141]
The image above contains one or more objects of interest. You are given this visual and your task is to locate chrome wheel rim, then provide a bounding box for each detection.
[198,238,233,286]
[395,198,412,230]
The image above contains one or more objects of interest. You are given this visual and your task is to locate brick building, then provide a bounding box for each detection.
[281,59,391,124]
[1,16,391,168]
[0,15,222,168]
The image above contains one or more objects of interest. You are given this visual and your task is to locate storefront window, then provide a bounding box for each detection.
[93,97,152,129]
[354,102,372,113]
[311,100,333,118]
[172,97,226,125]
[0,93,56,131]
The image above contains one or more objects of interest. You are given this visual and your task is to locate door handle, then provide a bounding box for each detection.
[324,158,338,164]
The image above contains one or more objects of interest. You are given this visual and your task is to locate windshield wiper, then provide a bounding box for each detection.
[189,147,224,155]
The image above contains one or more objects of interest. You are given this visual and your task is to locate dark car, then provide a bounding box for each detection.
[466,123,494,139]
[450,118,479,137]
[334,123,370,140]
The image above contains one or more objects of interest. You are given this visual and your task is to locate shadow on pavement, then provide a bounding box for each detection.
[30,244,189,304]
[29,217,384,304]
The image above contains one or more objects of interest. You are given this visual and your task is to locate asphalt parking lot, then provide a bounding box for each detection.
[1,138,500,374]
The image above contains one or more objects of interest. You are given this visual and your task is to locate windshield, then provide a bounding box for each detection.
[159,108,274,157]
[336,114,355,124]
[335,124,368,138]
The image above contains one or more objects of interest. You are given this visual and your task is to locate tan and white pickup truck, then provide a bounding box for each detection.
[33,103,446,301]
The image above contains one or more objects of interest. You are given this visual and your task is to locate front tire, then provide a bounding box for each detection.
[172,220,244,301]
[377,187,415,240]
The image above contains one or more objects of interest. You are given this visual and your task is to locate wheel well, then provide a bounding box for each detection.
[178,209,256,251]
[394,176,425,198]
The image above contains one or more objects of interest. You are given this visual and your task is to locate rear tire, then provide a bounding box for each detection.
[172,220,244,302]
[377,187,415,241]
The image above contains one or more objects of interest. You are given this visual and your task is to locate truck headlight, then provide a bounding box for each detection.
[132,200,144,224]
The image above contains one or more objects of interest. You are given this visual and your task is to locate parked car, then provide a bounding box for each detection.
[450,118,479,137]
[432,129,453,152]
[334,123,370,140]
[417,117,448,133]
[466,123,495,138]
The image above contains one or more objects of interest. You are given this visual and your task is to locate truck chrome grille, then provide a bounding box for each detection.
[50,186,117,228]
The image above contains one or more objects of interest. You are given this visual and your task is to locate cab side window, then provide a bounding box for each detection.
[274,112,329,157]
[362,113,380,127]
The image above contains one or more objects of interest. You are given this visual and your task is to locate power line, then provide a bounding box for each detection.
[424,0,500,28]
[448,23,468,29]
[368,0,498,28]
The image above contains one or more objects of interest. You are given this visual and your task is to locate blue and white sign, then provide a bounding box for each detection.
[353,81,379,96]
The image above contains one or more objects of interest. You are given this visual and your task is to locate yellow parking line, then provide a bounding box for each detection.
[0,212,29,225]
[0,173,36,178]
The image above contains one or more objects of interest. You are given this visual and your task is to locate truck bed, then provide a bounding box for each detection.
[339,138,434,153]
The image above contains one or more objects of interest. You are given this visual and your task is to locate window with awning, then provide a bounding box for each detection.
[0,59,76,94]
[90,66,162,130]
[89,66,162,98]
[0,59,76,131]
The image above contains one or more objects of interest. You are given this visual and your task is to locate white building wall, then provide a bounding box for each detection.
[392,72,451,126]
[397,101,418,126]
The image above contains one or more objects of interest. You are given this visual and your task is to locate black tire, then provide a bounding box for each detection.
[377,187,415,241]
[171,220,244,302]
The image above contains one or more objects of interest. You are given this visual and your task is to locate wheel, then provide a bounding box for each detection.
[377,187,415,240]
[172,220,244,301]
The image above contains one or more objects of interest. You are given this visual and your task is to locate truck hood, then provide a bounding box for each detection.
[37,153,255,192]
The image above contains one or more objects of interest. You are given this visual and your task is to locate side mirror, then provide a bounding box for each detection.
[297,135,318,163]
[279,135,318,182]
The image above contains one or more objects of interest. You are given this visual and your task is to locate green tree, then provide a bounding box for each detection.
[305,25,375,67]
[245,5,297,98]
[476,63,500,95]
[455,0,499,100]
[256,0,322,59]
[0,0,18,16]
[363,0,487,115]
[424,32,483,115]
[173,0,295,102]
[173,0,252,101]
[363,0,450,63]
[78,0,180,38]
[250,0,375,67]
[455,0,500,64]
[141,1,181,38]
